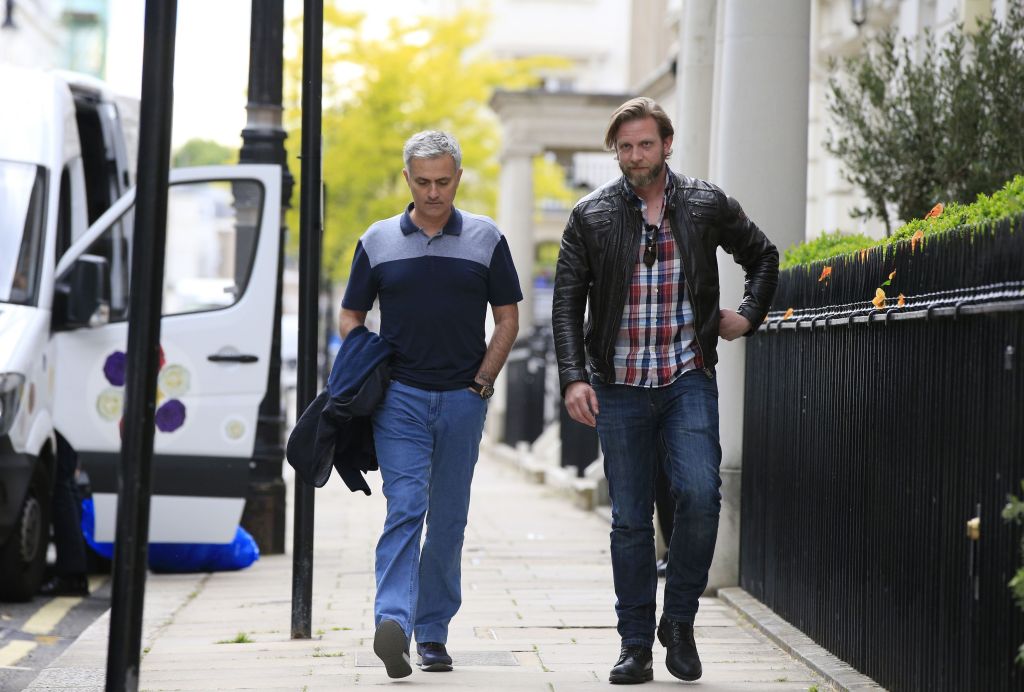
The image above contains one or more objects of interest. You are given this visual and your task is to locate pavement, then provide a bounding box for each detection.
[22,442,881,691]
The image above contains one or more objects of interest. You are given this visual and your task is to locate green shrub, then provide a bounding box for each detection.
[781,173,1024,270]
[826,6,1024,234]
[893,174,1024,241]
[780,230,875,270]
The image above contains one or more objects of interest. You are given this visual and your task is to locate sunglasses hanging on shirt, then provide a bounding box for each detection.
[643,223,659,268]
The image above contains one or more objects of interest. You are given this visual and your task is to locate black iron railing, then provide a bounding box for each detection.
[741,215,1024,692]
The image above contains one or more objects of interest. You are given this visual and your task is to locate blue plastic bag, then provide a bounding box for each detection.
[81,498,260,573]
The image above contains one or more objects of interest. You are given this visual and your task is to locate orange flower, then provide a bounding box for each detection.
[871,288,886,309]
[783,308,794,320]
[897,293,906,307]
[925,203,944,219]
[888,269,896,281]
[818,266,832,282]
[911,229,924,252]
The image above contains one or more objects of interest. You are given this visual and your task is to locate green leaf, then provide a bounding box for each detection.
[782,173,1024,269]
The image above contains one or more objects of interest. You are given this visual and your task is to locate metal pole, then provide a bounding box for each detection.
[291,0,322,640]
[2,0,15,29]
[239,0,293,556]
[105,1,176,689]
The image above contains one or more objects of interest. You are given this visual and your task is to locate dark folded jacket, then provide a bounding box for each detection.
[286,325,392,493]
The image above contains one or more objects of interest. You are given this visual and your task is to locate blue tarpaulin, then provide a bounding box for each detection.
[81,498,260,573]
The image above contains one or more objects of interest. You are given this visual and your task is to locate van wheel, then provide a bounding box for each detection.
[0,472,50,602]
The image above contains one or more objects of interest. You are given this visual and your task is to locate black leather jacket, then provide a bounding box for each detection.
[552,173,779,394]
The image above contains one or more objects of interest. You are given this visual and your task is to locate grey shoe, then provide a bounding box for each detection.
[373,619,412,678]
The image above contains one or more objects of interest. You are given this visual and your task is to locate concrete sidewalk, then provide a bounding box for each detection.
[26,446,849,691]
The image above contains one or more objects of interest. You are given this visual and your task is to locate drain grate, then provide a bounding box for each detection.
[356,650,519,667]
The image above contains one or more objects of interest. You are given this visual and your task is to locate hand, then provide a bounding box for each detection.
[719,309,752,341]
[564,381,599,427]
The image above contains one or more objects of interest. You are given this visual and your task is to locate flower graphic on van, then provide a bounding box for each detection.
[98,347,188,434]
[103,351,126,386]
[103,347,165,387]
[96,388,123,421]
[158,364,190,398]
[155,399,186,433]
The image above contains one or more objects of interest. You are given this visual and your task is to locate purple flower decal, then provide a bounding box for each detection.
[155,399,186,433]
[103,351,127,386]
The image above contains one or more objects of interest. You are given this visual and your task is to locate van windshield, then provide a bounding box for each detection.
[0,160,47,306]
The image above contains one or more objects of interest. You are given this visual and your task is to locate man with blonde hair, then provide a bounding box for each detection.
[552,98,778,684]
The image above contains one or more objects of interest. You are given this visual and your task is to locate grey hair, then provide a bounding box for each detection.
[403,130,462,170]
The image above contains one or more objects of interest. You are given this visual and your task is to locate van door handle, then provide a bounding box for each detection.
[207,353,259,363]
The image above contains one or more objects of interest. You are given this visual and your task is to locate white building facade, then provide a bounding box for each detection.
[487,0,1016,593]
[0,0,64,69]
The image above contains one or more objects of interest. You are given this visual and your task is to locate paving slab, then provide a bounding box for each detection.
[24,446,871,690]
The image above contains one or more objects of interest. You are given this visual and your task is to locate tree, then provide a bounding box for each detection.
[284,8,566,279]
[172,138,236,168]
[825,6,1024,234]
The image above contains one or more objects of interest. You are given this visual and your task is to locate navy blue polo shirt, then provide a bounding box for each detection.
[341,204,522,391]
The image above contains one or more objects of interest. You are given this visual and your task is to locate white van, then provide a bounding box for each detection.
[0,66,282,600]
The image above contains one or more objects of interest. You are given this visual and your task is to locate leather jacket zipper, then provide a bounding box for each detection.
[668,208,714,380]
[605,208,642,372]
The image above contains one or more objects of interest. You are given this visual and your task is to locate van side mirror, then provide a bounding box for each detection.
[54,254,110,330]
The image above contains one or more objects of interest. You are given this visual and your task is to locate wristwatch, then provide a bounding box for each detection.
[469,380,495,400]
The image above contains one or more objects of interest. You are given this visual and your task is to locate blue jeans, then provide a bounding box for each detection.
[371,380,488,644]
[594,371,722,647]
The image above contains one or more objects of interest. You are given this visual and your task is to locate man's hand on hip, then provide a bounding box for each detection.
[564,381,599,427]
[719,309,753,341]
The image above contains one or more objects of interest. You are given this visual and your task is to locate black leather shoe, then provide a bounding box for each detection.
[657,618,702,681]
[416,641,453,672]
[373,619,412,678]
[609,645,654,684]
[38,574,89,597]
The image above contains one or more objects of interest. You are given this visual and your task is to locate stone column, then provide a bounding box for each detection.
[674,0,718,178]
[707,0,811,591]
[498,146,537,329]
[489,144,538,441]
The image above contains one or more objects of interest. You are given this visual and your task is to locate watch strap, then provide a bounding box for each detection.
[468,380,494,398]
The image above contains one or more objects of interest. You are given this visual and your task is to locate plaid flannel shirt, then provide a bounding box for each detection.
[612,170,702,387]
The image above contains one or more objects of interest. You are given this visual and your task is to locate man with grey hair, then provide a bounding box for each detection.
[340,130,522,679]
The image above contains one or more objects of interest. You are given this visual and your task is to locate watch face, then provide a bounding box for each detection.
[480,384,494,400]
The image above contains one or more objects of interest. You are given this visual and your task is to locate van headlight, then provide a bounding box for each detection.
[0,373,25,436]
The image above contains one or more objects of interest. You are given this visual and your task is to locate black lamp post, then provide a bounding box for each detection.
[291,0,323,640]
[106,3,177,687]
[238,0,294,555]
